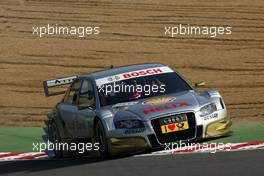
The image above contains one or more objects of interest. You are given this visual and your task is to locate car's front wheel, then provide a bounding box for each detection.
[95,120,110,158]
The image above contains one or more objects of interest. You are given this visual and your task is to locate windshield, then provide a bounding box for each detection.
[97,72,192,106]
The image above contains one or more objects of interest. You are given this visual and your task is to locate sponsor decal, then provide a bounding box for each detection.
[143,97,176,105]
[142,102,190,115]
[203,113,218,120]
[46,76,77,87]
[123,68,163,78]
[124,128,145,134]
[107,75,121,82]
[95,66,174,86]
[112,101,138,108]
[112,101,138,111]
[161,121,189,134]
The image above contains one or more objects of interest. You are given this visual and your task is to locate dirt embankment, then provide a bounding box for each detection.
[0,0,263,126]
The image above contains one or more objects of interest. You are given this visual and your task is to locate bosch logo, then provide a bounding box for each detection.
[123,68,163,79]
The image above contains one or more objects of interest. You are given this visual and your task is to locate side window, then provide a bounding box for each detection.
[79,80,96,108]
[63,80,82,104]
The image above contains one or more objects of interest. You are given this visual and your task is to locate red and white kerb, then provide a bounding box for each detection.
[95,66,174,86]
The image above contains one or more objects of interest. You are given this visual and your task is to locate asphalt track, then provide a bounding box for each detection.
[0,150,263,176]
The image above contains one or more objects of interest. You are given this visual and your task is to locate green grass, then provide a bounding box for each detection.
[209,120,264,143]
[0,127,44,152]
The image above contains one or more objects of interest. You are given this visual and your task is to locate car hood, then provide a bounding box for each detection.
[108,91,209,121]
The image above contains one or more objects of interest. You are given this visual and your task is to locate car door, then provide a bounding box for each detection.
[58,79,82,138]
[76,79,96,138]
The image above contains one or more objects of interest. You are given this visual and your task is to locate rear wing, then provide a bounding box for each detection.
[43,76,78,97]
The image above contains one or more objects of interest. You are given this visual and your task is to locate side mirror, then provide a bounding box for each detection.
[194,81,206,88]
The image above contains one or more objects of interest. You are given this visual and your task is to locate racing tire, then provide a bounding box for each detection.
[48,122,63,158]
[95,120,110,159]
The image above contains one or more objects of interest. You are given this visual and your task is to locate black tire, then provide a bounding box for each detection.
[95,120,110,159]
[48,122,63,158]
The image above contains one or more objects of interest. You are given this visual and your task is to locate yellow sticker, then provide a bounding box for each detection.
[161,121,189,134]
[143,97,176,105]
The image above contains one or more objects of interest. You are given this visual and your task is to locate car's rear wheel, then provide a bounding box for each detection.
[95,120,110,158]
[48,122,63,158]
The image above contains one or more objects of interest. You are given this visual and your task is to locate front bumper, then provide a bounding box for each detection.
[107,110,232,154]
[108,137,149,155]
[205,118,232,138]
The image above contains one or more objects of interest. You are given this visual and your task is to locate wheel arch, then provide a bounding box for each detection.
[47,110,68,140]
[92,116,101,138]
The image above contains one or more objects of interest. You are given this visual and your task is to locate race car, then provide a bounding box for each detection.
[43,63,231,158]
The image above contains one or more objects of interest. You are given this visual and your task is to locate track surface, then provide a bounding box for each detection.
[0,150,263,176]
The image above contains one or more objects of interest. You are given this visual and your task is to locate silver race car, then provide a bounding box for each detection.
[43,63,231,158]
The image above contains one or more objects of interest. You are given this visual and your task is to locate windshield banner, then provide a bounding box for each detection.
[95,66,174,86]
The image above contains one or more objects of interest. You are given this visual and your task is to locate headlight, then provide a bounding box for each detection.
[200,103,217,117]
[115,119,144,129]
